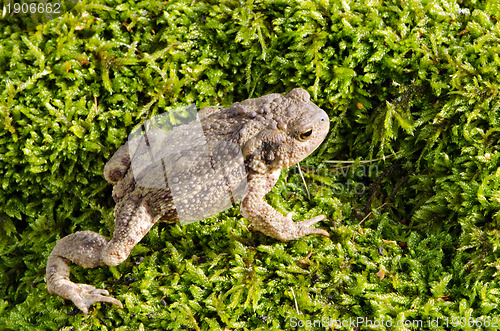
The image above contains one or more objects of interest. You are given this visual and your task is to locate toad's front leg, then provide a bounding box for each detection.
[240,171,329,242]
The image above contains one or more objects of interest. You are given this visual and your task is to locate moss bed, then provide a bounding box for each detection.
[1,0,500,330]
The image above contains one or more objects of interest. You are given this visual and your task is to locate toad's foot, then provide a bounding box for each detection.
[243,200,330,242]
[53,281,123,315]
[284,212,330,239]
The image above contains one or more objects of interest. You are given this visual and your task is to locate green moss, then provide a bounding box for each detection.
[1,0,500,329]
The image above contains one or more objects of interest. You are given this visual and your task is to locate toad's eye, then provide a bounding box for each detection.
[299,128,313,140]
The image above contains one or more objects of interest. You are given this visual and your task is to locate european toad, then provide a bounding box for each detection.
[46,88,330,314]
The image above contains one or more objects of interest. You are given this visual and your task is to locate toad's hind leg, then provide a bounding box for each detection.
[46,203,158,315]
[46,231,123,315]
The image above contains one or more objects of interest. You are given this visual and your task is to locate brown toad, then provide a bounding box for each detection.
[46,88,330,314]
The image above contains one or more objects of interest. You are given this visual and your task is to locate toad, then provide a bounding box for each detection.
[46,88,330,314]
